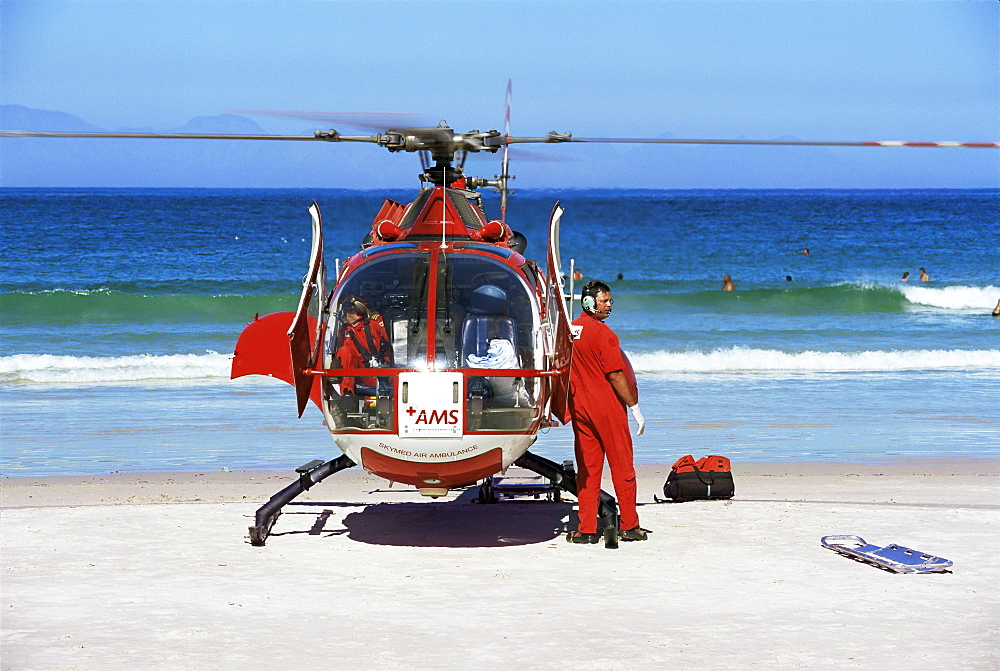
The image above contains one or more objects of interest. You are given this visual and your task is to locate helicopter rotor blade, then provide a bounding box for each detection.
[500,79,512,222]
[0,127,501,158]
[0,130,379,142]
[231,110,430,133]
[463,146,569,163]
[4,130,994,151]
[491,133,999,148]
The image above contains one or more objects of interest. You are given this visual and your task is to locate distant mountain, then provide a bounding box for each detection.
[0,105,270,135]
[1,105,995,188]
[0,105,105,133]
[0,105,403,188]
[167,114,272,134]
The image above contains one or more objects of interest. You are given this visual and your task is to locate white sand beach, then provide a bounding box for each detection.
[2,461,998,670]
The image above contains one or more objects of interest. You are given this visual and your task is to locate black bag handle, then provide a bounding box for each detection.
[689,464,716,486]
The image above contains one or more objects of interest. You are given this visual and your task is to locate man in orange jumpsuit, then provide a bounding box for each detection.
[567,280,647,544]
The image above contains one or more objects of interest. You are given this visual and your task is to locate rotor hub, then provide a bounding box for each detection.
[421,161,465,186]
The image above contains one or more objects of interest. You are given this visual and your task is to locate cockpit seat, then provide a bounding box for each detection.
[460,285,523,406]
[460,315,517,361]
[387,312,413,366]
[460,285,517,361]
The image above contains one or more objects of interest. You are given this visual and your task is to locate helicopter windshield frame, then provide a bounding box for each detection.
[316,245,552,435]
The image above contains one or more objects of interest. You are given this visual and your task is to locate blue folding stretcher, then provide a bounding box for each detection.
[821,535,953,573]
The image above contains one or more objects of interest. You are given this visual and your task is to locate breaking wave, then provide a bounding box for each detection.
[0,352,233,384]
[898,284,1000,311]
[628,347,1000,374]
[4,347,1000,384]
[627,282,1000,314]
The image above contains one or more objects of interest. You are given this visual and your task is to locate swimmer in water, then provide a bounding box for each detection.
[722,274,735,291]
[901,271,910,282]
[993,298,1000,316]
[919,268,930,282]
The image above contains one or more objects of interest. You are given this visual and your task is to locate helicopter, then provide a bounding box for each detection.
[3,94,996,548]
[228,114,598,545]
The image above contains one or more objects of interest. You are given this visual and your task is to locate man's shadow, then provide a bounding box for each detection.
[283,489,574,548]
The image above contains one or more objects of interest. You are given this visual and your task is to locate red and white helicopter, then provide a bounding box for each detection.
[3,90,996,546]
[230,118,587,544]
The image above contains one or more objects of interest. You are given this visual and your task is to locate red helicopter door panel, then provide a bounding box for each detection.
[544,202,574,425]
[288,201,328,417]
[231,311,323,410]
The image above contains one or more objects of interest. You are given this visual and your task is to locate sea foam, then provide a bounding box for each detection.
[900,284,1000,311]
[628,347,1000,374]
[4,347,1000,384]
[0,352,232,384]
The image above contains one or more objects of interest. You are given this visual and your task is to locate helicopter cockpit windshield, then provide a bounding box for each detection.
[324,248,542,433]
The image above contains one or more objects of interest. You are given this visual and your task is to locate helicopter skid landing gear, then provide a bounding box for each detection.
[249,455,356,546]
[514,450,620,549]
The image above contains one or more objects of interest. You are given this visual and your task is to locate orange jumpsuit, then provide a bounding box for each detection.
[568,311,638,533]
[336,315,391,394]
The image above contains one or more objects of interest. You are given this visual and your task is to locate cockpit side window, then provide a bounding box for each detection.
[443,255,541,427]
[441,255,539,371]
[327,252,431,371]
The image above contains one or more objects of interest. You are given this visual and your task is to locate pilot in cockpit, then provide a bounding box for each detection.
[336,296,392,395]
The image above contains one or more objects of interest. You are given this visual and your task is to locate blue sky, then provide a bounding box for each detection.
[1,0,997,188]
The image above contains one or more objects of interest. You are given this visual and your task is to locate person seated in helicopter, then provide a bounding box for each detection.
[335,296,392,396]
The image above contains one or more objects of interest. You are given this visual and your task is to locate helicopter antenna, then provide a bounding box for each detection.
[500,79,512,224]
[440,161,448,249]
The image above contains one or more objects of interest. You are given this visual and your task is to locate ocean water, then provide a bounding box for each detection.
[2,188,998,476]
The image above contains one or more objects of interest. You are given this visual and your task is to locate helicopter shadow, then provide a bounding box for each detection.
[284,489,575,548]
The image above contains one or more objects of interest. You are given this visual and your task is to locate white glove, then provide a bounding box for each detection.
[629,404,646,436]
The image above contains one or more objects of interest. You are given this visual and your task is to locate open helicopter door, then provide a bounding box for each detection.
[544,202,574,425]
[230,202,324,412]
[288,201,327,417]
